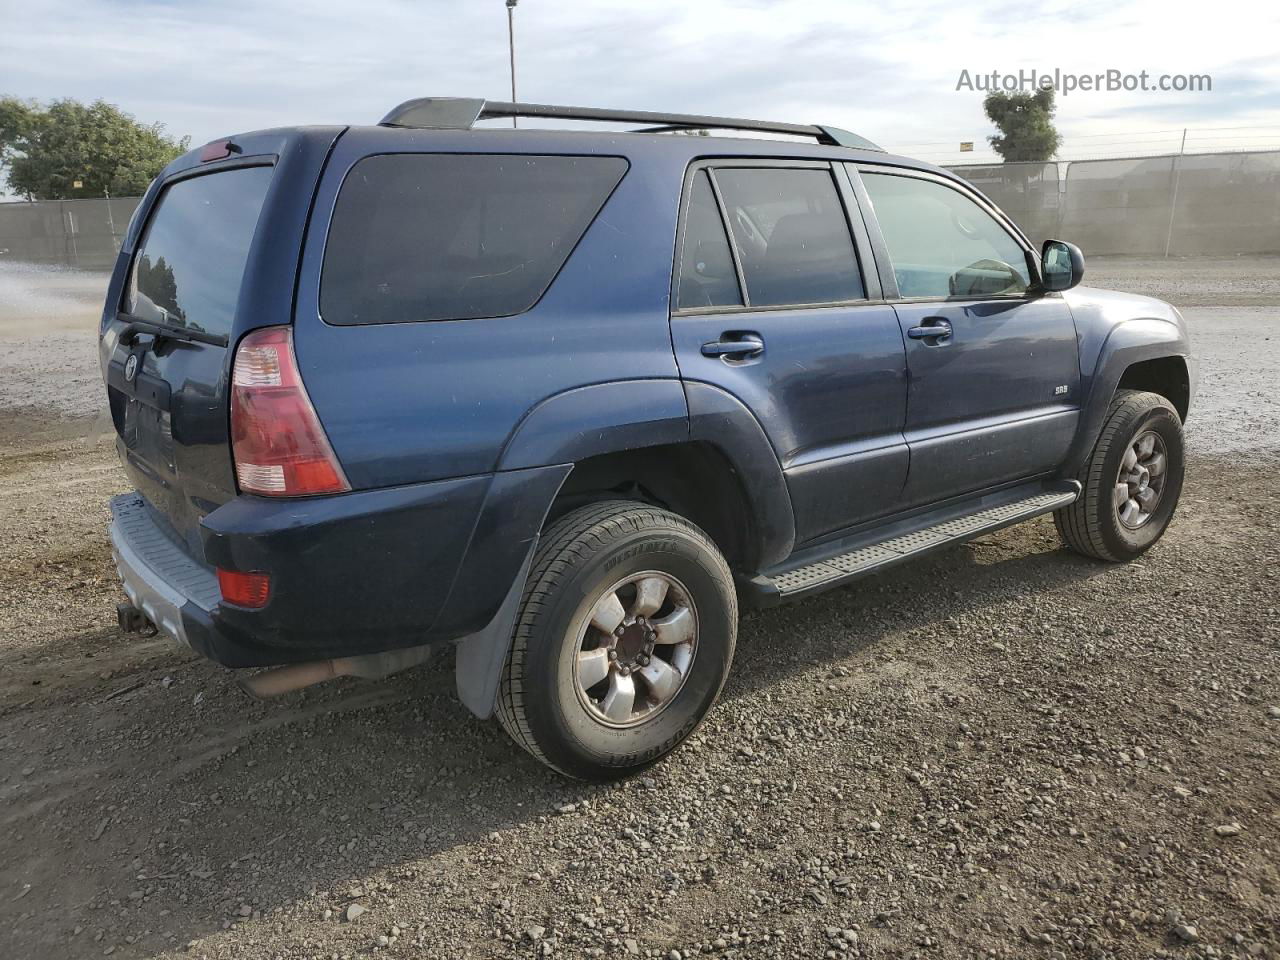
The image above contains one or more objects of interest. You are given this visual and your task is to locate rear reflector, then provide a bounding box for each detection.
[217,569,271,609]
[230,326,350,497]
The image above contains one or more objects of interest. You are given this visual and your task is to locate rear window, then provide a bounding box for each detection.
[321,154,628,325]
[125,166,273,339]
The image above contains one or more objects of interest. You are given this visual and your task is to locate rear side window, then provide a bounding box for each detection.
[677,171,742,310]
[861,172,1030,298]
[125,166,274,338]
[714,167,864,307]
[321,154,627,325]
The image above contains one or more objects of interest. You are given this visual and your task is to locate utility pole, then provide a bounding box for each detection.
[506,0,519,128]
[104,185,117,245]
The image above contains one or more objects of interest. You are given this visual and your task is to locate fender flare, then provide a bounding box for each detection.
[497,379,689,470]
[456,379,691,719]
[454,379,796,717]
[1065,317,1191,473]
[684,381,795,569]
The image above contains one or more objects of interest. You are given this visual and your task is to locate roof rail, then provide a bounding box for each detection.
[378,98,883,151]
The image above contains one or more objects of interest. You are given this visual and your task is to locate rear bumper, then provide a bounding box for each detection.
[107,464,569,668]
[109,493,219,650]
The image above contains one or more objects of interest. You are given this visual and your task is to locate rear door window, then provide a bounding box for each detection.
[321,154,627,325]
[125,166,274,338]
[677,171,743,310]
[713,167,864,307]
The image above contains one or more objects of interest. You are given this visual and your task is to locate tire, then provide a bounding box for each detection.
[496,500,737,780]
[1055,389,1185,562]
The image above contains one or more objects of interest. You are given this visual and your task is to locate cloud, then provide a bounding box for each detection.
[0,0,1277,167]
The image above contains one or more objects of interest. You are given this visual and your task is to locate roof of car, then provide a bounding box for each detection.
[330,122,951,182]
[177,98,958,187]
[379,97,883,149]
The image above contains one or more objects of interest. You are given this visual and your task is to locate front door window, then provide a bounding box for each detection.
[861,173,1030,298]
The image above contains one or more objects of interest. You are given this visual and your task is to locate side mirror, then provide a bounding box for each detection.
[1041,239,1085,292]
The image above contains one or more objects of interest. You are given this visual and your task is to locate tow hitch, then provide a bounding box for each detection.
[116,602,157,637]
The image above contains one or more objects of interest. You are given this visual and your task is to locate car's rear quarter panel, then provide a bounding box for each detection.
[294,128,688,489]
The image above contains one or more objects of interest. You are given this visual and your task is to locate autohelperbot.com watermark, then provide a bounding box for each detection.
[956,68,1212,96]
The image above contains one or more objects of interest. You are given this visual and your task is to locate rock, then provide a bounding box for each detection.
[624,938,640,955]
[345,903,367,922]
[237,904,252,917]
[669,951,683,960]
[1172,786,1192,799]
[1268,705,1280,718]
[1214,822,1243,837]
[556,803,577,815]
[1174,924,1199,942]
[376,935,390,947]
[526,926,546,942]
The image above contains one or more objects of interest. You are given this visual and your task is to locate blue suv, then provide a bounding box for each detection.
[103,98,1195,778]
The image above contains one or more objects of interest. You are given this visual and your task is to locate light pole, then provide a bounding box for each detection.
[506,0,518,128]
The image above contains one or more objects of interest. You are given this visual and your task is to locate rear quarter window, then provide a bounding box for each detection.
[321,154,628,325]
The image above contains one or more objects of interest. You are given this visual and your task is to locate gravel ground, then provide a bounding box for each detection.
[0,258,1277,960]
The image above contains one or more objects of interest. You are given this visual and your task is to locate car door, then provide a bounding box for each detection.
[853,166,1081,507]
[669,160,909,545]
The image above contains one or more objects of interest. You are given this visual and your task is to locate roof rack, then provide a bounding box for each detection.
[378,98,884,152]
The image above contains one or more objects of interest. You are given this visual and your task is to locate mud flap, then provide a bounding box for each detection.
[453,545,537,719]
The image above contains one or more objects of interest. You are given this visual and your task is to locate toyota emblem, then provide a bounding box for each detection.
[124,354,139,383]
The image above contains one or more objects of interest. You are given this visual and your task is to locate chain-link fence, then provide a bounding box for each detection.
[0,197,140,270]
[2,150,1278,267]
[948,150,1280,256]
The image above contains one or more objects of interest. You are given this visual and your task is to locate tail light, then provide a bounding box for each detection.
[230,326,350,496]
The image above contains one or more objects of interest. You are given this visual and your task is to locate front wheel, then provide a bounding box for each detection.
[1055,389,1185,562]
[496,500,737,780]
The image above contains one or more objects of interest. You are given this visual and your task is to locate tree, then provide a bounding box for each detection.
[0,97,189,200]
[983,88,1061,162]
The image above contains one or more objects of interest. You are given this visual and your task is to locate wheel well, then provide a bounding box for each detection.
[547,443,756,571]
[1117,356,1189,421]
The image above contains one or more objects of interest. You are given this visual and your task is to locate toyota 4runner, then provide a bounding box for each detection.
[103,98,1195,778]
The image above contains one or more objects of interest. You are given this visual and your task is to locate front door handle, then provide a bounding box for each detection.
[907,318,953,342]
[702,333,764,359]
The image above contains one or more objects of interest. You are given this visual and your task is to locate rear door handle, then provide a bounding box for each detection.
[702,333,764,359]
[907,319,953,342]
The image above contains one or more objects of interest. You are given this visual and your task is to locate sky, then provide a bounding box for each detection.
[2,0,1279,183]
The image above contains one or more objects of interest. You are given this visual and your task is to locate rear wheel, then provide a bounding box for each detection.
[1055,389,1185,561]
[496,500,737,780]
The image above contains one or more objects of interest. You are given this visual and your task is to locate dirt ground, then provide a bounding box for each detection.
[0,258,1277,960]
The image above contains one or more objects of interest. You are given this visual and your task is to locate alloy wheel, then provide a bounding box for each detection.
[572,571,698,728]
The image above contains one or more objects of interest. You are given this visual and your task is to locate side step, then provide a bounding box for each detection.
[756,484,1079,603]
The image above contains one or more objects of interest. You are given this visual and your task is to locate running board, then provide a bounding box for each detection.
[751,482,1080,604]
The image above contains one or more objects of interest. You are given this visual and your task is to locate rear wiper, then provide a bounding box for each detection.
[116,312,229,348]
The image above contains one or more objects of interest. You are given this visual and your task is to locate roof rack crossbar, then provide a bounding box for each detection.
[378,98,883,151]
